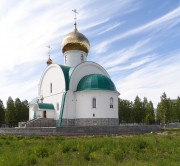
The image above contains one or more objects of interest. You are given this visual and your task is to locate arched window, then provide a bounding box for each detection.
[110,97,113,108]
[50,83,52,93]
[81,54,84,61]
[92,98,96,108]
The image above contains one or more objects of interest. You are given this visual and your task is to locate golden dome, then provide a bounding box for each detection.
[61,29,90,53]
[46,57,52,65]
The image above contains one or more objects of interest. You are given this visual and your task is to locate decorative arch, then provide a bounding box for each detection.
[38,64,67,96]
[69,61,110,91]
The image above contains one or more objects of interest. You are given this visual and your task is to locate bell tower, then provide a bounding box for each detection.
[61,9,90,67]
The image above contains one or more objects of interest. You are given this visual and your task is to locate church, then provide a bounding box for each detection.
[29,13,120,127]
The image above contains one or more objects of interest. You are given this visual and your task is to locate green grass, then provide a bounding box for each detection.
[0,129,180,166]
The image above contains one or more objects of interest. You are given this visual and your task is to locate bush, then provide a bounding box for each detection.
[36,147,49,158]
[113,149,125,162]
[61,144,70,153]
[26,154,37,166]
[83,152,91,161]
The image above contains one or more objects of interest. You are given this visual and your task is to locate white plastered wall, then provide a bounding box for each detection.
[62,90,76,119]
[39,64,66,120]
[75,91,119,119]
[29,105,35,120]
[63,50,87,67]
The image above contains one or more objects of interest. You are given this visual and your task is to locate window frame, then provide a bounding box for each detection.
[110,97,113,108]
[92,97,96,108]
[50,83,52,93]
[81,54,84,61]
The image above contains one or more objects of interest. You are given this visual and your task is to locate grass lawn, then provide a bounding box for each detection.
[0,128,180,166]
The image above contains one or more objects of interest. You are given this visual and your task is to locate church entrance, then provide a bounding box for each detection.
[43,111,46,118]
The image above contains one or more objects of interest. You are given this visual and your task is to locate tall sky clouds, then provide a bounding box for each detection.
[0,0,180,107]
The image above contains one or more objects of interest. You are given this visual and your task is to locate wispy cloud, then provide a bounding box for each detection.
[0,0,179,107]
[107,56,154,73]
[97,22,123,35]
[99,37,155,68]
[92,6,180,54]
[116,50,180,106]
[0,0,91,103]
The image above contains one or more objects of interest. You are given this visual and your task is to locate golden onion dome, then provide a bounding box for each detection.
[46,57,52,65]
[61,29,90,53]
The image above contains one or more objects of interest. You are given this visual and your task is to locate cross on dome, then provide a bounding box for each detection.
[61,10,90,55]
[47,45,52,58]
[72,9,78,31]
[46,45,52,65]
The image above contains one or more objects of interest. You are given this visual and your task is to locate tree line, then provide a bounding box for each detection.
[1,92,180,127]
[119,92,180,124]
[156,92,180,124]
[118,96,155,124]
[0,97,29,127]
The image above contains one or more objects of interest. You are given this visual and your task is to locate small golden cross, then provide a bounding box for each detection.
[72,9,79,30]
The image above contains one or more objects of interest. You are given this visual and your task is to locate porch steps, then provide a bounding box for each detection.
[25,118,57,127]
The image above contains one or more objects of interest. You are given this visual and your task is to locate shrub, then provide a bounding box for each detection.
[61,144,70,153]
[132,139,148,152]
[26,154,37,166]
[5,141,10,145]
[89,151,101,161]
[83,152,91,161]
[36,147,49,158]
[113,149,125,162]
[16,136,24,140]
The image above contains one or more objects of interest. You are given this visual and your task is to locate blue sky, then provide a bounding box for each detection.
[0,0,180,107]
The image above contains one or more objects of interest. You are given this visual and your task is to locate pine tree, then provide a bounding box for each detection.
[157,92,172,124]
[5,97,15,124]
[14,98,22,122]
[133,96,143,123]
[118,99,133,123]
[0,99,5,125]
[21,100,29,121]
[144,100,155,124]
[175,97,180,122]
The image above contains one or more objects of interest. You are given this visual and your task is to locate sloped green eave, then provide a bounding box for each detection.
[69,66,76,78]
[77,74,117,91]
[59,65,71,91]
[37,103,55,110]
[57,92,67,127]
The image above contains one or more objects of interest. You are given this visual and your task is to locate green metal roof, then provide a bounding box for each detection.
[58,62,109,91]
[58,92,67,127]
[37,103,55,110]
[77,74,116,91]
[59,65,71,91]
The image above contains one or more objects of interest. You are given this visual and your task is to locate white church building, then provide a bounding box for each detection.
[29,18,120,127]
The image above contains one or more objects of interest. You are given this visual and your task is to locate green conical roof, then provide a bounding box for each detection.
[77,74,116,91]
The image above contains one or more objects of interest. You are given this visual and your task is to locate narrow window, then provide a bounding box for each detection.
[50,83,52,93]
[57,103,59,110]
[65,55,67,64]
[92,98,96,108]
[110,97,113,108]
[43,111,46,118]
[81,54,84,61]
